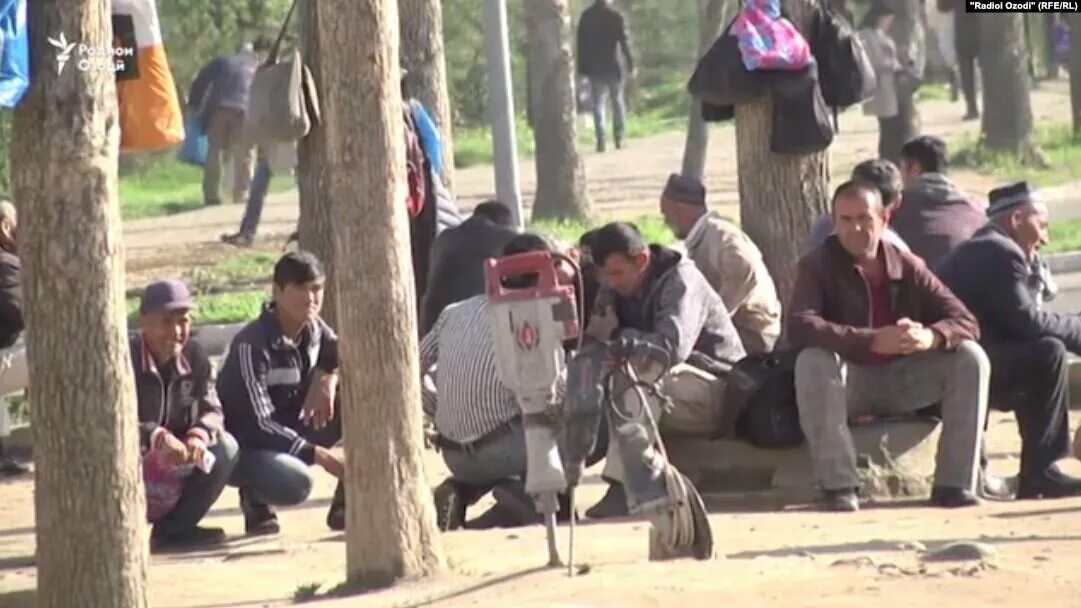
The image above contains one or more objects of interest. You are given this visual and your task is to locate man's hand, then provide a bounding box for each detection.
[896,318,938,354]
[160,432,190,466]
[314,446,345,479]
[302,371,338,430]
[185,436,207,465]
[870,324,910,355]
[586,306,619,342]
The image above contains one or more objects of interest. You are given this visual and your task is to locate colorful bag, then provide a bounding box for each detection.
[177,112,207,166]
[142,448,194,523]
[0,0,29,109]
[112,0,184,152]
[731,0,812,72]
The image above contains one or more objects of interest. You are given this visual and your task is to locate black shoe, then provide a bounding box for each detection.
[1017,467,1081,499]
[819,488,859,512]
[596,141,607,153]
[963,110,980,121]
[326,482,345,531]
[151,526,226,552]
[464,503,531,530]
[433,478,467,532]
[490,479,539,526]
[930,486,981,508]
[220,232,253,247]
[240,489,280,536]
[0,457,29,478]
[614,139,623,150]
[585,482,629,520]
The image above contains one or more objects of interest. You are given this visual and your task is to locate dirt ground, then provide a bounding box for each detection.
[2,411,1081,607]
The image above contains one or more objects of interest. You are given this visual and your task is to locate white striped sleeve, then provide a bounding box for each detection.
[238,342,308,456]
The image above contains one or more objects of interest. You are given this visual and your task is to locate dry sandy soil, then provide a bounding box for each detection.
[2,411,1081,608]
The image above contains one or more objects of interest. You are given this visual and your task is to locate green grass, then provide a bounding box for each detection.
[292,582,323,603]
[1046,218,1081,255]
[185,250,278,294]
[915,82,951,102]
[953,123,1081,187]
[126,289,266,326]
[119,157,295,220]
[529,214,676,247]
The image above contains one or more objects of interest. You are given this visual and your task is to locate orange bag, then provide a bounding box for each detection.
[112,0,183,152]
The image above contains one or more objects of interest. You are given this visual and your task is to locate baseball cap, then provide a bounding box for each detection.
[140,279,195,315]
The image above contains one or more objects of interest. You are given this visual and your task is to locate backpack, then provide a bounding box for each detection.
[771,65,834,154]
[721,351,804,449]
[809,2,876,129]
[403,103,429,220]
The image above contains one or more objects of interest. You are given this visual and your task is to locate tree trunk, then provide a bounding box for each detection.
[879,0,925,164]
[400,0,456,189]
[734,0,829,304]
[1069,14,1081,138]
[316,0,444,587]
[297,0,339,328]
[979,14,1042,162]
[680,0,726,180]
[12,1,149,606]
[525,0,592,222]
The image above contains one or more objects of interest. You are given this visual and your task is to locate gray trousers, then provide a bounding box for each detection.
[794,341,989,492]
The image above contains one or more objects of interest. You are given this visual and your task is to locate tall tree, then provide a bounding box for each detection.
[680,0,726,180]
[734,0,829,302]
[979,14,1044,163]
[316,0,444,586]
[879,0,925,164]
[525,0,592,221]
[12,1,150,606]
[400,0,456,188]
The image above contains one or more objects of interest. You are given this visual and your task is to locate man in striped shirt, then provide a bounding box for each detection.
[423,233,574,531]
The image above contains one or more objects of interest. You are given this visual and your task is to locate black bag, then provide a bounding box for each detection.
[808,2,876,114]
[721,351,804,449]
[770,65,834,155]
[688,20,770,111]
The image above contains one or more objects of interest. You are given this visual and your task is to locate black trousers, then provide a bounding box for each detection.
[955,12,981,115]
[986,337,1071,482]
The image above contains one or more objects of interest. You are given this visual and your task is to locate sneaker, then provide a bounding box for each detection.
[220,232,253,248]
[151,526,226,552]
[929,486,981,508]
[240,489,280,536]
[819,488,859,512]
[326,482,345,531]
[433,478,467,532]
[585,482,629,520]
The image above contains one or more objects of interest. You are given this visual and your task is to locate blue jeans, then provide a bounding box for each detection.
[589,75,626,148]
[238,156,272,237]
[229,415,341,506]
[152,432,240,535]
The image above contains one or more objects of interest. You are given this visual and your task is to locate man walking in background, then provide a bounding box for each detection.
[188,37,271,206]
[577,0,635,152]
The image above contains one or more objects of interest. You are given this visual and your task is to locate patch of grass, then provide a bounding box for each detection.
[119,157,295,221]
[529,215,676,247]
[952,123,1081,187]
[916,82,951,102]
[1046,218,1081,255]
[126,289,266,326]
[186,251,278,293]
[292,582,323,603]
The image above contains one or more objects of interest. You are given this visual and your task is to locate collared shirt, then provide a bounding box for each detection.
[420,295,520,444]
[131,334,223,451]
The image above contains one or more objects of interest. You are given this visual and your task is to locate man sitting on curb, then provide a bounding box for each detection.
[218,252,346,534]
[938,182,1081,499]
[133,280,239,550]
[788,180,988,512]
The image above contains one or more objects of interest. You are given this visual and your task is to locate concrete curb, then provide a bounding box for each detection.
[1047,252,1081,274]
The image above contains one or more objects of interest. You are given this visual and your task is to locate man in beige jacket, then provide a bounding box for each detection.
[659,173,782,355]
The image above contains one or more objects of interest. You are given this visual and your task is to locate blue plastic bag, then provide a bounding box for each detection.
[177,113,208,166]
[0,0,29,109]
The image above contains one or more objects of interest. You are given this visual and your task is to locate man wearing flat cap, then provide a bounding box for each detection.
[132,279,239,550]
[939,181,1081,500]
[660,173,781,355]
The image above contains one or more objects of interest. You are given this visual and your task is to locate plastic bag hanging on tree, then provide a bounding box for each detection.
[0,0,29,109]
[731,0,812,72]
[112,0,183,152]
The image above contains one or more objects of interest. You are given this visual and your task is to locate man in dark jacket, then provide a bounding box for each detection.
[576,0,634,152]
[892,136,986,268]
[937,182,1081,499]
[583,222,746,519]
[420,200,517,335]
[789,180,988,512]
[218,252,346,534]
[188,37,270,206]
[0,201,26,477]
[134,280,239,550]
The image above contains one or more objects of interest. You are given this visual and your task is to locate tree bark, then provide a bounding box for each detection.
[297,0,339,328]
[316,0,444,587]
[979,14,1042,162]
[1069,14,1081,138]
[525,0,592,222]
[400,0,456,189]
[878,0,925,164]
[680,0,726,180]
[734,0,829,304]
[12,1,149,606]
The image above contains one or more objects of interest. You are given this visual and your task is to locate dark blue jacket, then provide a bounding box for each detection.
[217,304,339,463]
[188,53,259,113]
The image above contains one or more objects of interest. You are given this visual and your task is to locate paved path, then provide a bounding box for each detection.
[122,81,1080,265]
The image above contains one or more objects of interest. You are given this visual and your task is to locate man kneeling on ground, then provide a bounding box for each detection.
[788,180,988,512]
[134,280,239,550]
[218,251,346,534]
